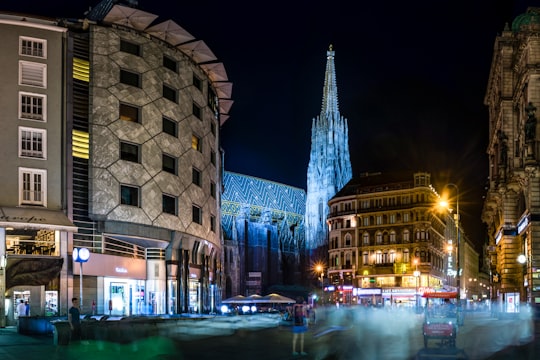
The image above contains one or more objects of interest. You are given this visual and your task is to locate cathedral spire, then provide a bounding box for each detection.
[321,44,339,117]
[305,46,353,251]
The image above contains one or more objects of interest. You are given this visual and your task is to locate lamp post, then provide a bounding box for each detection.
[441,183,462,325]
[73,248,90,311]
[0,254,6,328]
[315,264,324,303]
[413,258,420,311]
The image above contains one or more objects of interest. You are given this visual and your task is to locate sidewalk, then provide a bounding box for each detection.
[0,326,56,360]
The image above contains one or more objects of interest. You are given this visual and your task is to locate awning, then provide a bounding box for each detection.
[0,207,77,232]
[6,257,64,289]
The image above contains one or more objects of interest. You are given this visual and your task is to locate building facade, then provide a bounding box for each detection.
[221,172,306,298]
[483,6,540,315]
[305,46,352,257]
[0,0,231,324]
[327,172,479,307]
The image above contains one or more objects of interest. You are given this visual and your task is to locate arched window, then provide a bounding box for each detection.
[403,249,410,263]
[363,232,369,245]
[376,232,383,244]
[345,233,352,246]
[403,230,410,242]
[389,250,396,263]
[363,251,369,265]
[376,250,382,264]
[389,231,396,243]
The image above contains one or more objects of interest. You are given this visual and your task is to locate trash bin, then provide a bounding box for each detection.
[51,320,71,345]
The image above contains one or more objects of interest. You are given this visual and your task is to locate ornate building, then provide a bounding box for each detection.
[327,172,479,306]
[0,0,231,323]
[483,7,540,315]
[305,45,352,258]
[221,172,306,298]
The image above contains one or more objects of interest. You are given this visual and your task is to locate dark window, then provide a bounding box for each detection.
[210,121,216,136]
[210,215,216,232]
[192,168,201,186]
[193,74,202,91]
[163,55,177,72]
[192,204,202,224]
[163,85,177,103]
[120,103,140,122]
[163,154,177,175]
[120,69,140,87]
[162,194,177,215]
[162,117,177,137]
[210,150,216,166]
[210,181,216,199]
[208,88,217,113]
[120,185,139,206]
[120,141,140,163]
[120,40,140,56]
[192,102,201,119]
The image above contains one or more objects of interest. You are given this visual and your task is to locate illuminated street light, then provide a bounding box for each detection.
[413,258,420,310]
[73,247,90,311]
[440,183,463,326]
[315,264,324,303]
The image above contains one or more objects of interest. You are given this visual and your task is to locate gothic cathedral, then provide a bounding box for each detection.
[305,45,353,260]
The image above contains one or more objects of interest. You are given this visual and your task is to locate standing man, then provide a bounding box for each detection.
[291,297,308,356]
[16,299,25,318]
[68,297,81,343]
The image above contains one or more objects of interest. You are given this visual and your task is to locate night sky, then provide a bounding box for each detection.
[4,0,540,251]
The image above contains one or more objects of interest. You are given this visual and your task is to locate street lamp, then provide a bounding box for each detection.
[440,183,462,325]
[73,247,90,311]
[413,258,420,310]
[315,264,324,303]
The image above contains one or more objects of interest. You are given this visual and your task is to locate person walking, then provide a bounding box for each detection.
[291,297,308,356]
[24,301,30,316]
[68,297,81,343]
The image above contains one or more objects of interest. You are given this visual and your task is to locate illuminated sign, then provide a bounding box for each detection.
[115,267,127,273]
[517,214,529,234]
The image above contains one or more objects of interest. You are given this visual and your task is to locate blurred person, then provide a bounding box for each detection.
[68,297,81,343]
[16,299,26,318]
[292,297,308,356]
[24,300,30,316]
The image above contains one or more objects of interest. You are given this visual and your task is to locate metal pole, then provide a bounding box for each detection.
[80,262,83,312]
[447,183,462,325]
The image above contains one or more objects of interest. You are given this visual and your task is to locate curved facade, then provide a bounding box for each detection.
[0,2,232,322]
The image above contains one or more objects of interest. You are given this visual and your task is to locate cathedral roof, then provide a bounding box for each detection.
[511,7,540,33]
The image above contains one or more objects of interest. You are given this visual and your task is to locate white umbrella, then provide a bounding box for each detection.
[221,295,248,304]
[260,293,296,304]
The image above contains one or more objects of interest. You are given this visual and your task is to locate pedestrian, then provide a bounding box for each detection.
[291,297,308,356]
[25,300,30,316]
[16,299,26,318]
[68,297,81,343]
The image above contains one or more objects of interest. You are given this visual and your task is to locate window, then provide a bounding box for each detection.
[162,154,177,175]
[403,249,410,263]
[120,141,140,163]
[210,121,216,136]
[192,134,202,152]
[19,61,46,88]
[162,194,177,215]
[192,168,202,186]
[19,167,46,206]
[120,69,141,87]
[363,217,369,227]
[376,232,382,244]
[19,127,46,159]
[210,181,216,199]
[390,231,396,243]
[193,74,202,91]
[163,55,177,72]
[192,102,201,119]
[162,117,177,137]
[163,84,177,103]
[363,251,369,265]
[210,215,216,232]
[389,214,396,224]
[20,37,46,58]
[19,92,45,121]
[403,213,410,222]
[345,234,351,246]
[210,150,216,166]
[363,233,369,245]
[119,103,140,122]
[120,40,140,56]
[403,230,410,242]
[120,185,139,207]
[376,215,382,225]
[192,204,202,224]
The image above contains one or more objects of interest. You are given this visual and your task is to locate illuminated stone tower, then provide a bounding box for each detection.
[305,45,352,252]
